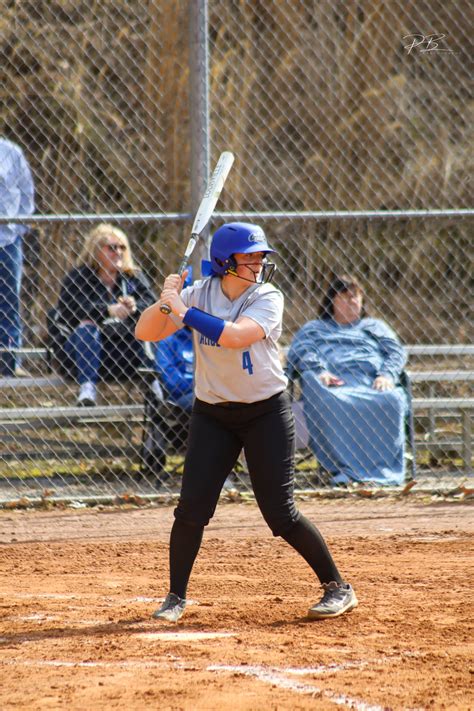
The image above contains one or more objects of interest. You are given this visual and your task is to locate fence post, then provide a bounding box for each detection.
[189,0,210,274]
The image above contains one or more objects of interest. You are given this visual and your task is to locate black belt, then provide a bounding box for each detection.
[201,391,285,409]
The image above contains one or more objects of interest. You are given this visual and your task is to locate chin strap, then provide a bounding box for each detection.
[226,262,276,284]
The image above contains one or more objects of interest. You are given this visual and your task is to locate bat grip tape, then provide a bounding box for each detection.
[183,307,225,343]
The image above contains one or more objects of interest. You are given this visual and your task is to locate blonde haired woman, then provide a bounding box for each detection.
[50,223,155,405]
[76,224,137,275]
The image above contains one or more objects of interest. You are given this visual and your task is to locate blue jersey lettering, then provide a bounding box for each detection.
[199,335,220,347]
[242,350,254,375]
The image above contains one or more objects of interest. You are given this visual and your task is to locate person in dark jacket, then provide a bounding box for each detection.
[51,223,155,405]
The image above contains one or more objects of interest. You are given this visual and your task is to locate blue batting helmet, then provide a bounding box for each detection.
[209,222,275,276]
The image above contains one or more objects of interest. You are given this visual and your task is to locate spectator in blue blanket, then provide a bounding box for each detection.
[0,138,35,376]
[287,273,408,486]
[50,224,155,406]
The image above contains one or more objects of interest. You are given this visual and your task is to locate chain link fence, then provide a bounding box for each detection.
[1,1,472,504]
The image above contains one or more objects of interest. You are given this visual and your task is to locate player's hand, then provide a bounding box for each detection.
[159,272,190,316]
[158,292,187,317]
[162,274,183,292]
[319,371,344,387]
[373,375,395,391]
[160,273,190,315]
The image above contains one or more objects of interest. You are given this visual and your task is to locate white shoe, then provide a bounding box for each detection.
[308,582,358,619]
[77,382,97,407]
[152,593,186,622]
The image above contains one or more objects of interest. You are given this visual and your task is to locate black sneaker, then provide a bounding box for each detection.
[308,581,358,619]
[152,592,186,622]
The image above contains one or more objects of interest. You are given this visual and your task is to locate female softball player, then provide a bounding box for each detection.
[135,222,357,622]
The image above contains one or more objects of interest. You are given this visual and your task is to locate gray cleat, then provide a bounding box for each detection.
[308,581,358,619]
[152,592,186,622]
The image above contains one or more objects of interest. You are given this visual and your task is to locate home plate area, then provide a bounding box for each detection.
[0,499,472,709]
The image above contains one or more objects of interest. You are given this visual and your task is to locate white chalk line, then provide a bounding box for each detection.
[0,655,421,709]
[208,661,404,711]
[3,592,426,708]
[283,660,369,675]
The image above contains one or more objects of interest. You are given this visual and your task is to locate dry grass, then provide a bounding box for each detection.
[0,1,471,342]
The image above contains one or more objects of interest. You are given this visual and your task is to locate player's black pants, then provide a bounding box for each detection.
[176,391,298,533]
[169,391,343,598]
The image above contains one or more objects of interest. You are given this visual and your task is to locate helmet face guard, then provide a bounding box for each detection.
[225,257,276,284]
[209,222,277,283]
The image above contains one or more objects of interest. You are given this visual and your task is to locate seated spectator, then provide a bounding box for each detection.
[49,223,155,406]
[287,273,408,486]
[154,270,194,412]
[141,276,194,485]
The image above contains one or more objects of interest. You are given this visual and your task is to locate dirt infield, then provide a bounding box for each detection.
[1,498,473,710]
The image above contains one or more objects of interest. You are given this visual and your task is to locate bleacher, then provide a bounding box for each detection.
[1,344,473,476]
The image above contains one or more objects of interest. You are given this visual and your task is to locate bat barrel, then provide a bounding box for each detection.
[158,151,234,317]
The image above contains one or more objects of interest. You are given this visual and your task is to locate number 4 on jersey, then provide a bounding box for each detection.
[242,350,254,375]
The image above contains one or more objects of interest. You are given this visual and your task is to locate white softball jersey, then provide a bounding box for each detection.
[172,276,288,404]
